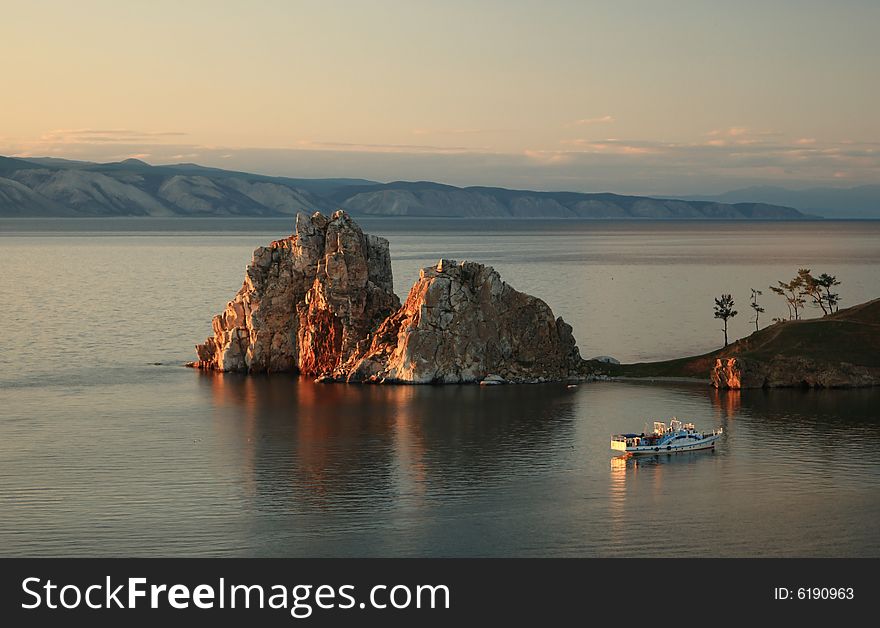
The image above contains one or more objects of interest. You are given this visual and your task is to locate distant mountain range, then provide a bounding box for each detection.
[0,155,810,219]
[681,185,880,219]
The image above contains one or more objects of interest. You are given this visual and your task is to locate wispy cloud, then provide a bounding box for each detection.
[559,138,662,155]
[572,115,615,126]
[522,149,576,165]
[703,127,782,146]
[517,129,880,190]
[411,127,510,136]
[295,139,484,154]
[707,126,749,137]
[37,129,188,144]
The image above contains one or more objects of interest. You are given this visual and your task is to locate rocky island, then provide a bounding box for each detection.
[190,211,587,383]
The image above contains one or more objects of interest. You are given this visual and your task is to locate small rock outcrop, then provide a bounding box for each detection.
[711,356,878,389]
[590,355,620,365]
[191,210,400,374]
[343,259,584,383]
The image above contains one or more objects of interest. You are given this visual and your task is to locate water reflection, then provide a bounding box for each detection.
[709,388,741,420]
[608,454,628,549]
[183,374,880,556]
[734,387,880,424]
[198,373,578,511]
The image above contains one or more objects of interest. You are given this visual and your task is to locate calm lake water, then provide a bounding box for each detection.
[1,218,879,557]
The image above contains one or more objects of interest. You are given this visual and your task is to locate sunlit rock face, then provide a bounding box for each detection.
[191,210,399,374]
[711,356,877,389]
[343,259,585,383]
[711,358,754,389]
[296,214,400,375]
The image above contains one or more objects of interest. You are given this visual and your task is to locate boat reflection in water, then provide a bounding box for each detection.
[611,447,718,470]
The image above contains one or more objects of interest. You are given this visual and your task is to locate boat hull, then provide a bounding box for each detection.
[623,433,721,455]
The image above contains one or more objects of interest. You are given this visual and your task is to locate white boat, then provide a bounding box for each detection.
[611,419,722,455]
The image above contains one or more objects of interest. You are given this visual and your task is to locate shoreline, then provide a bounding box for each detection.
[611,375,708,385]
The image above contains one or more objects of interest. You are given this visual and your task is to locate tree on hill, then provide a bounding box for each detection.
[769,276,805,320]
[798,268,828,315]
[750,288,765,331]
[714,294,738,347]
[771,270,842,320]
[816,273,841,313]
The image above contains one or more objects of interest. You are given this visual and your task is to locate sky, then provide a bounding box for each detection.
[1,0,878,194]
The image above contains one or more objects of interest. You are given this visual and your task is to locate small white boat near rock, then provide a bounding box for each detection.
[611,419,722,455]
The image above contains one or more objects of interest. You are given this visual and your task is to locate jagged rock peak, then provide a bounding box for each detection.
[190,210,399,374]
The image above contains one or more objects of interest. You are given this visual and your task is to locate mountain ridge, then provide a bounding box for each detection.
[0,154,808,220]
[680,184,880,218]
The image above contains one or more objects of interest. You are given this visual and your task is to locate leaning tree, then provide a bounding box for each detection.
[816,273,841,313]
[798,268,828,315]
[769,275,805,320]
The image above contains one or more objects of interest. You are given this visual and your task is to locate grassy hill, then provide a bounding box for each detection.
[606,297,880,379]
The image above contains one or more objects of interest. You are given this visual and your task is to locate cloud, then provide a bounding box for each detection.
[411,127,509,136]
[701,127,787,148]
[522,149,576,165]
[559,138,662,155]
[573,115,614,126]
[521,131,880,191]
[36,129,188,144]
[295,139,483,154]
[707,126,749,137]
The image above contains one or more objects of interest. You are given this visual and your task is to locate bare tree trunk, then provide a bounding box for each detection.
[723,321,728,347]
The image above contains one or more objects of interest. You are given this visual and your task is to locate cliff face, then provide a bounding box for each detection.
[191,210,399,374]
[711,357,878,389]
[295,213,399,375]
[343,259,583,383]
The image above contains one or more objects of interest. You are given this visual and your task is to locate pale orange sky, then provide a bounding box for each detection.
[2,0,878,193]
